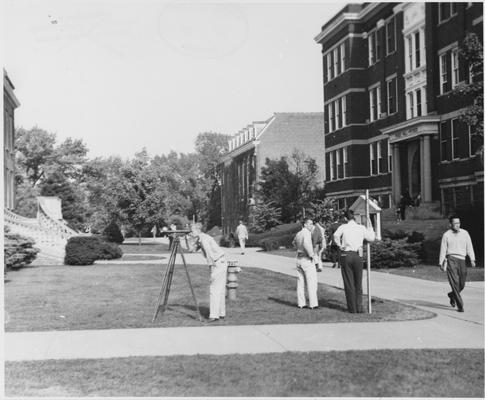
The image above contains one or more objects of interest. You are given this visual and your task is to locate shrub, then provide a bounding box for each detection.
[249,200,282,233]
[382,229,408,240]
[260,238,280,251]
[102,221,124,244]
[370,238,420,269]
[98,241,123,260]
[4,227,39,269]
[220,234,236,248]
[421,237,442,265]
[65,236,102,265]
[407,231,425,243]
[168,215,190,230]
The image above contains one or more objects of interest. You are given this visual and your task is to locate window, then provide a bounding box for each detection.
[368,30,380,65]
[387,77,397,114]
[451,119,459,159]
[329,152,335,180]
[407,92,414,119]
[326,53,333,81]
[329,103,334,132]
[414,31,421,68]
[388,140,392,172]
[333,48,340,77]
[440,121,449,161]
[343,147,349,177]
[386,17,395,54]
[377,141,384,173]
[370,142,378,175]
[341,96,347,127]
[336,149,343,179]
[369,85,381,121]
[340,43,346,73]
[439,53,448,94]
[407,36,413,72]
[335,99,341,130]
[439,3,450,22]
[416,89,422,117]
[451,48,459,87]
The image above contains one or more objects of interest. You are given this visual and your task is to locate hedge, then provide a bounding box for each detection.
[370,238,420,269]
[65,236,122,265]
[103,221,124,244]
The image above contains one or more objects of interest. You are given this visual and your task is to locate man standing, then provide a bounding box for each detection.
[439,215,476,312]
[190,223,228,322]
[312,217,326,272]
[333,210,375,313]
[292,218,318,309]
[235,220,249,255]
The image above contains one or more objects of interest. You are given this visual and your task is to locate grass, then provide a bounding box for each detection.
[5,348,483,397]
[4,259,434,332]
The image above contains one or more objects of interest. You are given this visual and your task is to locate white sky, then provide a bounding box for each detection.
[3,0,343,158]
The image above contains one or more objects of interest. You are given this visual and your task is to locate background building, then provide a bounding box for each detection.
[314,2,483,213]
[4,69,20,210]
[219,112,325,234]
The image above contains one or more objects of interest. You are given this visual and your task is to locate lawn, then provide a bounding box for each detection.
[4,261,434,332]
[5,348,483,397]
[265,249,484,282]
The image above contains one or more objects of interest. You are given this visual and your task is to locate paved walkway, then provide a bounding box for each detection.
[5,244,484,361]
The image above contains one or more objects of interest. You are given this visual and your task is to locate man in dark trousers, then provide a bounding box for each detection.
[333,210,375,313]
[439,215,476,312]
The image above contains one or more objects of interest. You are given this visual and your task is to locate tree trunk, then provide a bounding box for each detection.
[138,231,141,246]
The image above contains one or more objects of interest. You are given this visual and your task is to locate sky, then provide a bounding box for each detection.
[3,0,343,159]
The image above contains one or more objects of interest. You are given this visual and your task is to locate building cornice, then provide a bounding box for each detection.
[3,79,21,108]
[381,116,440,143]
[221,140,259,164]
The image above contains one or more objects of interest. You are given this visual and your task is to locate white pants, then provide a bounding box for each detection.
[238,236,246,252]
[296,257,318,308]
[209,258,228,318]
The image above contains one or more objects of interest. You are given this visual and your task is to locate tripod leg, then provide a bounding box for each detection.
[152,241,177,322]
[179,245,203,322]
[161,239,178,312]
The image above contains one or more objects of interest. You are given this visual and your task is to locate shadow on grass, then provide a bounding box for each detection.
[268,296,348,312]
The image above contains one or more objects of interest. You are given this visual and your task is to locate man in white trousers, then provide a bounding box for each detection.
[190,223,228,322]
[292,218,319,309]
[235,220,249,254]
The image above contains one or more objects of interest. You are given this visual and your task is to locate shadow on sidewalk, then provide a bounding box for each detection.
[397,299,450,311]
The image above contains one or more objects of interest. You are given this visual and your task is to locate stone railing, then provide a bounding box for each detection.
[37,205,78,239]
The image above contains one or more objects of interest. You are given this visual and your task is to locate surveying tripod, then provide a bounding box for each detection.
[152,232,203,322]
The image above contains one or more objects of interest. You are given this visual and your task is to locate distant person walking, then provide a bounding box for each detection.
[151,225,157,240]
[292,218,318,309]
[190,223,228,322]
[333,210,375,313]
[399,188,413,220]
[312,217,326,272]
[235,220,249,255]
[439,215,476,313]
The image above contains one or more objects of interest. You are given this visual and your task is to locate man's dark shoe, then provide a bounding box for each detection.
[457,308,464,312]
[448,293,456,308]
[207,318,220,323]
[298,305,308,309]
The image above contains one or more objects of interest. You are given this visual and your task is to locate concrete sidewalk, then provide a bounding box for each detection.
[5,246,484,361]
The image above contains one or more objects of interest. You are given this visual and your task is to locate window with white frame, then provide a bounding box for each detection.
[386,16,396,55]
[439,3,457,23]
[341,96,347,127]
[343,147,349,177]
[414,31,421,68]
[336,149,342,179]
[329,103,334,132]
[451,48,459,87]
[333,48,340,77]
[368,30,380,65]
[326,53,333,81]
[440,121,449,161]
[370,142,378,175]
[387,140,392,172]
[329,151,335,180]
[369,85,381,121]
[451,118,459,159]
[407,92,414,119]
[340,43,346,72]
[439,53,449,93]
[377,141,384,173]
[335,99,341,130]
[407,36,413,72]
[416,89,422,117]
[386,77,397,114]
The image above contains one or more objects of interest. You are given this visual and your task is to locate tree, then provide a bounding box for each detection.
[248,199,282,233]
[452,32,483,162]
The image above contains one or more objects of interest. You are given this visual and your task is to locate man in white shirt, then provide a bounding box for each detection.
[235,220,249,255]
[190,223,228,322]
[333,209,375,313]
[292,218,318,309]
[439,215,476,312]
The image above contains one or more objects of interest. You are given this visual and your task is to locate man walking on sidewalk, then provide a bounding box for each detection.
[235,220,249,255]
[333,210,375,313]
[439,215,476,312]
[292,218,318,309]
[190,223,228,322]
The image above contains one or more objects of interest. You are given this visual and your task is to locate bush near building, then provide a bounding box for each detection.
[102,221,124,244]
[65,236,122,265]
[370,239,421,269]
[4,227,39,270]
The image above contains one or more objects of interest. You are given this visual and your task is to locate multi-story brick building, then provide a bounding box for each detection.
[219,112,325,234]
[314,2,483,213]
[4,69,20,210]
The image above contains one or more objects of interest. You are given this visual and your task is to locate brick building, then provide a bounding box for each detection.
[314,2,483,213]
[219,112,325,234]
[4,69,20,210]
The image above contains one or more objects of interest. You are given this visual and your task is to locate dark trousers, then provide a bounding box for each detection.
[340,251,363,313]
[447,256,467,310]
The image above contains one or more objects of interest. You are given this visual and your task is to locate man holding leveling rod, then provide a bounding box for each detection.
[189,223,228,322]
